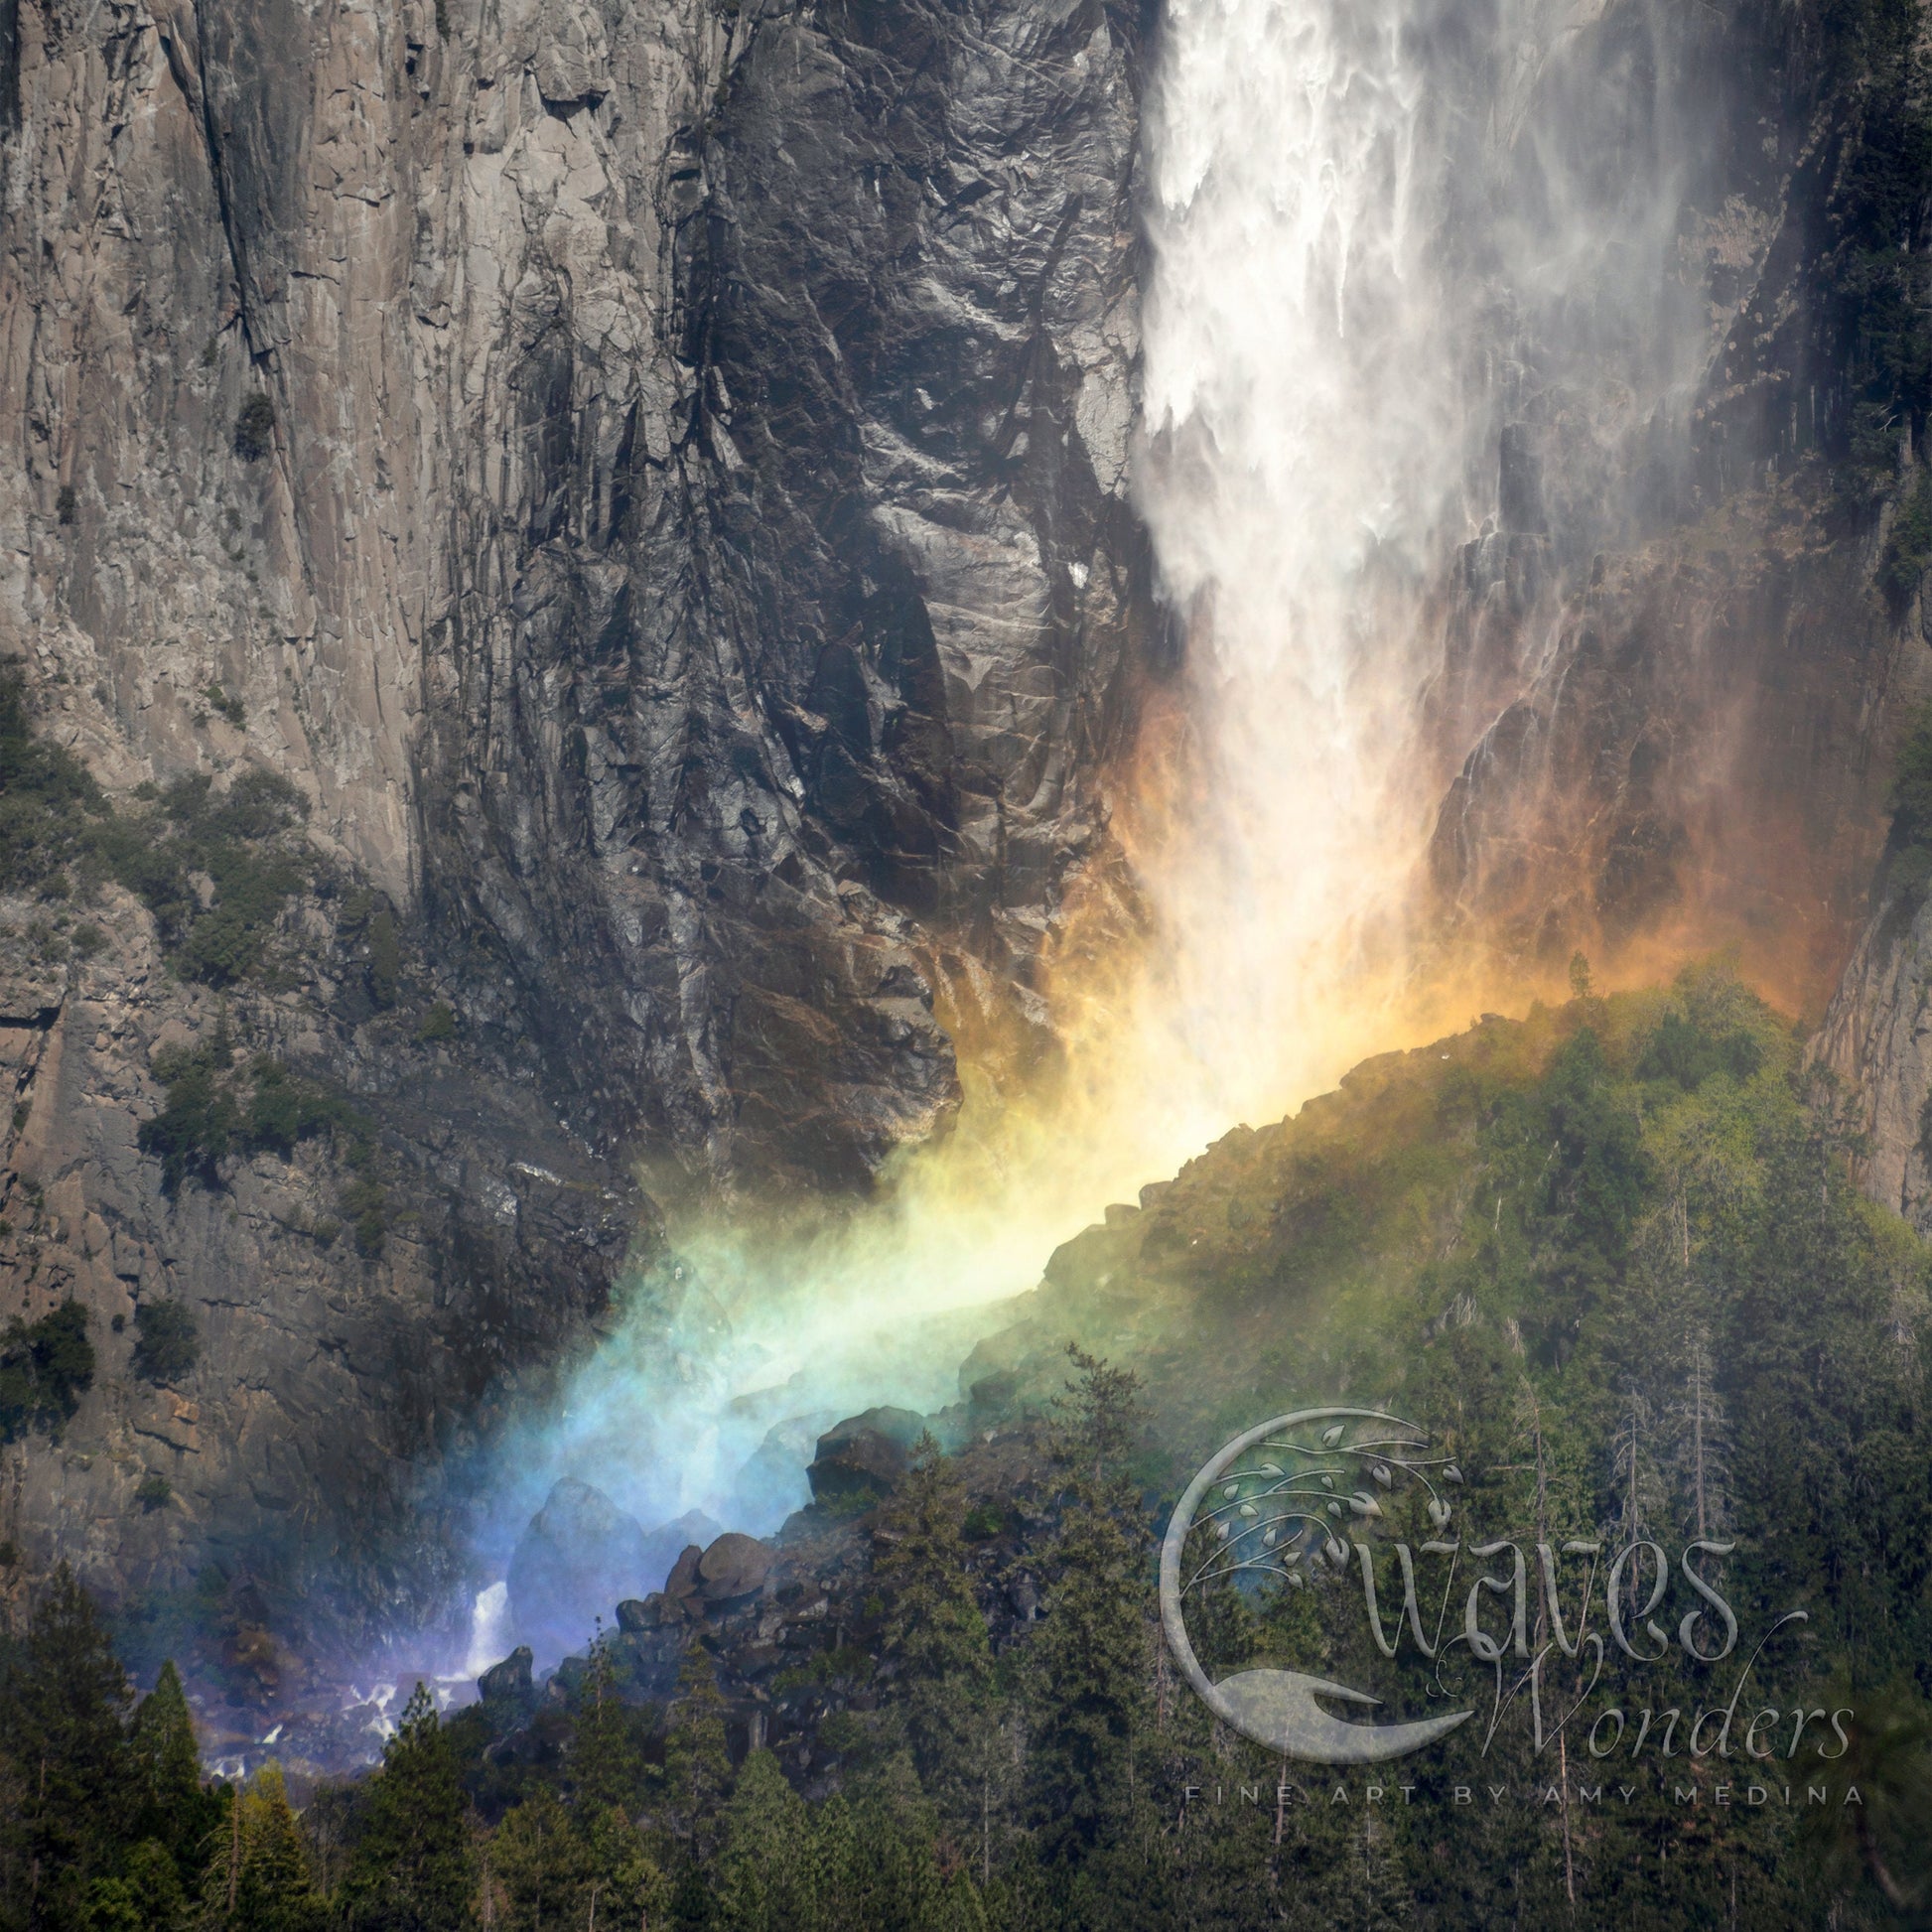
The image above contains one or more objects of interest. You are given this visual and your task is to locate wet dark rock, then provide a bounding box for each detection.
[663,1544,705,1603]
[807,1406,929,1505]
[698,1531,771,1605]
[478,1646,534,1708]
[639,1510,723,1596]
[0,0,1154,1638]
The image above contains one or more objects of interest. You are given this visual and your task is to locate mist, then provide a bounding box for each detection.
[441,0,1720,1673]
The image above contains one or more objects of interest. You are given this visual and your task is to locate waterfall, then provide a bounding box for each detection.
[1129,0,1465,1132]
[461,1581,512,1678]
[448,0,1706,1647]
[1129,0,1703,1131]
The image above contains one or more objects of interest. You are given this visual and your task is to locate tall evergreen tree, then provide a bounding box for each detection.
[202,1763,324,1932]
[1027,1347,1151,1862]
[128,1661,220,1881]
[714,1749,813,1932]
[339,1685,475,1932]
[1,1563,135,1929]
[875,1434,992,1810]
[565,1635,640,1814]
[580,1805,667,1932]
[843,1754,946,1931]
[661,1646,732,1863]
[77,1837,190,1932]
[490,1789,590,1932]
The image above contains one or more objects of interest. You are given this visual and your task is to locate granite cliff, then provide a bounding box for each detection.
[6,0,1932,1678]
[0,0,1155,1646]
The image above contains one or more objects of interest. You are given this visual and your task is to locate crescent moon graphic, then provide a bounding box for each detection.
[1159,1408,1472,1764]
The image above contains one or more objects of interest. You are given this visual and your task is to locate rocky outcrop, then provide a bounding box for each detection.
[805,1403,927,1506]
[0,875,646,1657]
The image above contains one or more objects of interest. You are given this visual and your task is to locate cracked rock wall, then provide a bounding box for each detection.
[3,0,1153,1193]
[0,0,1154,1630]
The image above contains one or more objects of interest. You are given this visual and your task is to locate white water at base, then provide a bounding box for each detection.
[461,1581,511,1679]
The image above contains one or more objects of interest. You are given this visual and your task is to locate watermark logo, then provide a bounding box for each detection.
[1161,1408,1472,1762]
[1161,1408,1816,1767]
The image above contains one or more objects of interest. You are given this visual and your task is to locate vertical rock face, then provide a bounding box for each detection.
[0,0,1151,1630]
[1415,1,1929,1014]
[0,881,644,1653]
[10,0,1932,1647]
[1815,880,1932,1229]
[2,0,1150,1193]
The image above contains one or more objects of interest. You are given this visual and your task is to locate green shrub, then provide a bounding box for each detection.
[417,1001,457,1042]
[55,483,75,525]
[367,906,401,1008]
[139,1031,245,1193]
[1634,1007,1763,1088]
[3,667,311,986]
[961,1503,1003,1541]
[130,1301,199,1386]
[0,1302,94,1441]
[134,1472,171,1511]
[202,684,244,729]
[341,1173,387,1254]
[0,663,110,893]
[140,1029,370,1196]
[233,393,276,462]
[71,921,104,956]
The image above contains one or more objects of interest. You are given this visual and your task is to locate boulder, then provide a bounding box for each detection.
[639,1509,722,1592]
[478,1645,534,1705]
[807,1406,929,1506]
[663,1544,704,1600]
[698,1532,770,1604]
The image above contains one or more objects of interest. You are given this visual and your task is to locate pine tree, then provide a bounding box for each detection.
[2,1563,135,1926]
[339,1685,476,1932]
[580,1804,667,1932]
[129,1660,221,1880]
[123,1838,192,1932]
[203,1762,325,1932]
[661,1645,732,1863]
[490,1789,590,1932]
[806,1793,858,1926]
[564,1635,638,1814]
[931,1868,990,1932]
[714,1748,812,1931]
[844,1753,944,1930]
[874,1433,992,1808]
[1027,1347,1151,1861]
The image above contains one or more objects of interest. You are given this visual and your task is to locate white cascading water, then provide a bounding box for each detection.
[1128,0,1465,1136]
[429,0,1700,1672]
